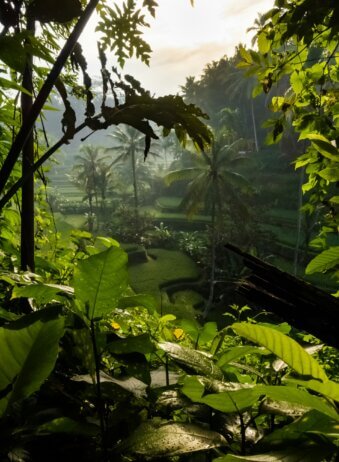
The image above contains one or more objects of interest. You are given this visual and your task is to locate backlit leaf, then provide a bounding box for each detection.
[311,140,339,162]
[306,247,339,275]
[318,167,339,181]
[231,323,328,382]
[73,246,128,319]
[284,378,339,403]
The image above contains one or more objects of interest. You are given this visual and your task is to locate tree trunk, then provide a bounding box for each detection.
[20,16,35,271]
[251,99,259,152]
[88,193,94,233]
[0,0,100,196]
[293,167,305,276]
[203,185,217,318]
[131,146,139,221]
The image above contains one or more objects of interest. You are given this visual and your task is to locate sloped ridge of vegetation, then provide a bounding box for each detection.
[128,248,201,295]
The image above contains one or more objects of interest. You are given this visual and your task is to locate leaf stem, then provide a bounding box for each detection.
[90,318,108,462]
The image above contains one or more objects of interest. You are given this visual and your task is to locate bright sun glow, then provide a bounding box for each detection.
[80,0,274,95]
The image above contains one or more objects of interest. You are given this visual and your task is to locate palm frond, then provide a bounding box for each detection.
[181,172,211,217]
[164,168,204,186]
[220,170,252,193]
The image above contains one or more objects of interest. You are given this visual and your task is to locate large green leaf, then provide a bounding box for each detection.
[0,308,65,416]
[284,377,339,402]
[73,246,128,319]
[305,247,339,274]
[257,386,338,420]
[214,444,333,461]
[182,376,258,413]
[198,321,218,347]
[232,323,328,382]
[117,420,227,457]
[182,377,337,419]
[158,342,223,379]
[218,346,270,367]
[256,410,339,458]
[12,283,73,306]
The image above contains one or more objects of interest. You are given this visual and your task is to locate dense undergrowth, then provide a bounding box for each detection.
[0,237,338,461]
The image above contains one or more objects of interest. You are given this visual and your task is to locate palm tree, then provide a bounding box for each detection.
[70,145,114,232]
[106,126,145,219]
[106,125,159,221]
[165,134,252,316]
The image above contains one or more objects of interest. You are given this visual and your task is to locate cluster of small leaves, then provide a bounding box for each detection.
[238,0,339,277]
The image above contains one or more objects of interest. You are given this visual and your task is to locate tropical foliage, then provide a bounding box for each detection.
[0,245,338,460]
[238,0,339,280]
[165,134,252,315]
[0,0,338,460]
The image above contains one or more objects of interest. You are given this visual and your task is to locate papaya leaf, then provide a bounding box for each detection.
[0,308,65,416]
[73,246,128,319]
[117,420,227,457]
[231,323,328,382]
[306,247,339,275]
[158,342,223,379]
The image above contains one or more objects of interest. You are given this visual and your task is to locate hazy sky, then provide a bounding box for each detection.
[81,0,274,95]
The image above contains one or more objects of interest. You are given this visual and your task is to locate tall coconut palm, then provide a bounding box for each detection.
[70,145,114,232]
[106,125,159,221]
[165,135,252,316]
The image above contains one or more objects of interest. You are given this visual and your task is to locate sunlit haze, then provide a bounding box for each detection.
[80,0,274,95]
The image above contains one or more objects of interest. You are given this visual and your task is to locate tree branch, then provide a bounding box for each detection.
[0,0,100,196]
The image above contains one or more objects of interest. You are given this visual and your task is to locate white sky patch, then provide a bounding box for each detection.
[80,0,274,95]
